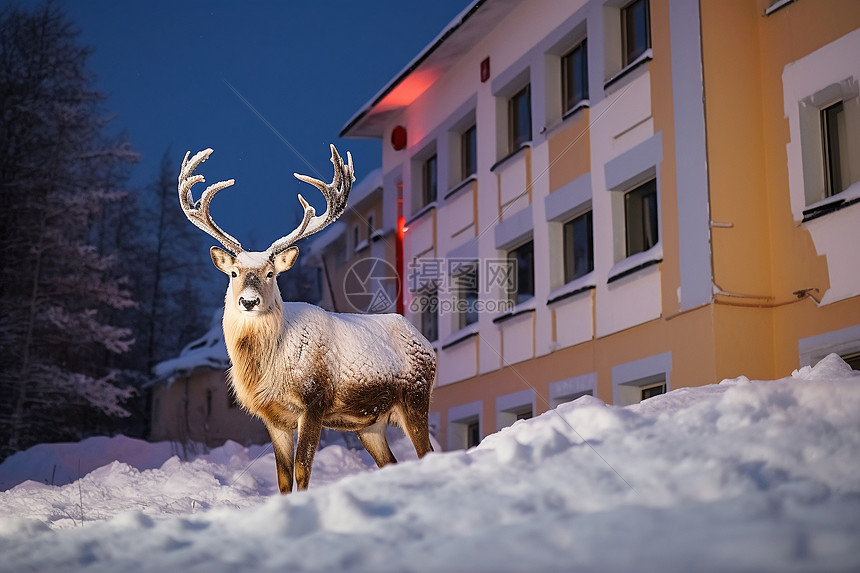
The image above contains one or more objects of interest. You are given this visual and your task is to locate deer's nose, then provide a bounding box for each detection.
[239,296,260,310]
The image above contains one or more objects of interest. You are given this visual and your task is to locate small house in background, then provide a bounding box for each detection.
[147,310,268,447]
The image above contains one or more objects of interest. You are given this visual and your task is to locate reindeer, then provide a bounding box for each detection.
[178,145,435,493]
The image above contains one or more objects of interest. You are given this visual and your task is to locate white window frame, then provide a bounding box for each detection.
[783,30,860,222]
[549,372,597,408]
[448,400,482,450]
[612,351,671,406]
[798,324,860,368]
[496,389,536,431]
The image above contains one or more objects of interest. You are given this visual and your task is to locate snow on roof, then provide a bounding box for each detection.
[148,309,228,386]
[304,166,384,264]
[304,221,345,258]
[347,166,383,206]
[340,0,523,138]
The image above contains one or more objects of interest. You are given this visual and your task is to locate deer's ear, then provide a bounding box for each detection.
[210,246,236,274]
[273,247,299,275]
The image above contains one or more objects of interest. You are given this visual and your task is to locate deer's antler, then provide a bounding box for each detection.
[266,144,355,257]
[178,148,244,255]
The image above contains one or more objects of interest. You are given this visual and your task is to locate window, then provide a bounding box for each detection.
[615,371,668,406]
[205,389,212,418]
[515,407,533,421]
[624,179,658,256]
[422,154,438,206]
[496,390,535,430]
[461,124,477,180]
[550,389,593,408]
[366,213,375,239]
[640,381,666,401]
[418,285,438,343]
[466,421,480,448]
[563,211,594,283]
[822,101,849,197]
[508,84,532,152]
[562,39,589,113]
[508,241,534,305]
[842,351,860,371]
[457,265,479,330]
[352,224,360,250]
[622,0,650,66]
[449,402,482,450]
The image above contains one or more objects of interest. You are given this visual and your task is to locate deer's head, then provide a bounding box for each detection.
[178,145,354,317]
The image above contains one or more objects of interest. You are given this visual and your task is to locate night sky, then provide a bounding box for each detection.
[56,0,469,254]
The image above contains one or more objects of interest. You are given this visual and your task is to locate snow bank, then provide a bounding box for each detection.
[0,435,175,490]
[1,354,859,572]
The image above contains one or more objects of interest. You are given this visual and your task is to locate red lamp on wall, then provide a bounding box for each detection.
[391,125,407,151]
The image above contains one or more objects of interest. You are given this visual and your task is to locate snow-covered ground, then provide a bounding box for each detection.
[1,354,859,572]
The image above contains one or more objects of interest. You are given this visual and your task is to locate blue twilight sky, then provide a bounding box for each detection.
[54,0,469,253]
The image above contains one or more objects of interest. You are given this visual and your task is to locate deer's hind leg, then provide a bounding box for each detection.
[356,417,397,468]
[397,395,434,459]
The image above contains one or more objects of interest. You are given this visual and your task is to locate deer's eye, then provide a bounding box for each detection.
[231,271,237,278]
[267,271,274,279]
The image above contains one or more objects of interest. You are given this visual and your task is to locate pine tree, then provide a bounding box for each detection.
[0,2,139,458]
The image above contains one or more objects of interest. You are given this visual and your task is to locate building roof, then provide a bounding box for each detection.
[340,0,522,139]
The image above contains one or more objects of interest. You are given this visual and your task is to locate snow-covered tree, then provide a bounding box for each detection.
[0,2,139,458]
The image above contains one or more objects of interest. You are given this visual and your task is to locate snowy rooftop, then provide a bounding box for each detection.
[2,354,859,571]
[346,165,383,207]
[148,310,228,386]
[304,166,384,264]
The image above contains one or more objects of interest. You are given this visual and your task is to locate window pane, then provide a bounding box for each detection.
[467,421,480,448]
[641,383,666,401]
[573,211,594,278]
[563,220,575,283]
[462,125,477,179]
[562,40,589,113]
[420,287,438,342]
[509,241,534,305]
[625,179,658,257]
[822,101,849,197]
[563,211,594,283]
[423,154,438,206]
[841,352,860,371]
[509,85,532,151]
[623,0,650,66]
[459,267,479,329]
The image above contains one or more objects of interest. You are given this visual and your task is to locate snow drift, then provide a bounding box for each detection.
[1,354,859,572]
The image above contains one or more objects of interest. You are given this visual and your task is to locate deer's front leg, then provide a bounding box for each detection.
[266,421,295,494]
[294,406,324,491]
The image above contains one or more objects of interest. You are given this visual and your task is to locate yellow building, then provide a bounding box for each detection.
[335,0,860,450]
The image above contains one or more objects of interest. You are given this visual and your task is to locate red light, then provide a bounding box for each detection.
[378,68,441,109]
[391,125,407,151]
